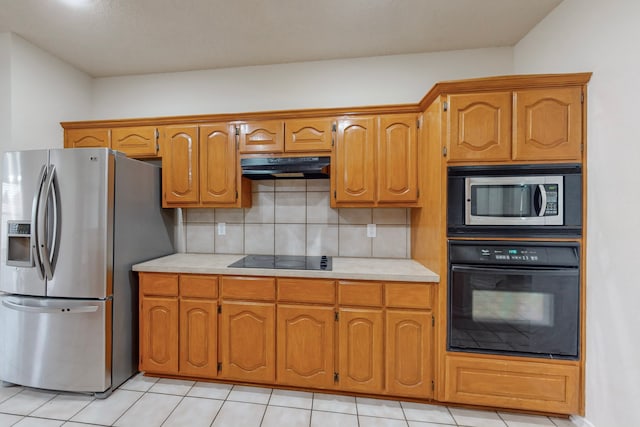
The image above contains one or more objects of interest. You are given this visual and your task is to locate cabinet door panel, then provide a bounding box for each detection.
[111,126,158,157]
[444,355,579,414]
[140,297,178,374]
[162,125,199,206]
[513,87,582,161]
[180,299,217,378]
[378,115,418,202]
[284,118,333,152]
[385,310,432,398]
[335,117,376,203]
[447,92,512,162]
[277,305,335,388]
[65,128,110,148]
[238,121,284,153]
[220,301,275,383]
[199,124,237,204]
[338,308,384,393]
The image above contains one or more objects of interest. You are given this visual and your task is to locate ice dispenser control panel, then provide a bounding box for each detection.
[7,221,33,267]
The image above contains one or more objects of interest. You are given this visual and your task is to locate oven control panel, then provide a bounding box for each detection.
[449,241,580,267]
[480,247,540,262]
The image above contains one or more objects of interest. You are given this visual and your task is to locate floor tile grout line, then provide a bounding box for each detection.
[108,388,146,427]
[257,387,273,427]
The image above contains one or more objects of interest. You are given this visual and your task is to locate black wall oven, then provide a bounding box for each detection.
[447,163,582,238]
[448,240,580,360]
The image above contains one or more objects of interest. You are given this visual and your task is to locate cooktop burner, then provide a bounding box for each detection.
[228,255,332,271]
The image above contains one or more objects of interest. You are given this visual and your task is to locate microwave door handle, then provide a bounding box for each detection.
[31,165,47,280]
[536,184,547,217]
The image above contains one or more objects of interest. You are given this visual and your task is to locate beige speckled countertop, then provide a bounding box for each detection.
[132,254,439,283]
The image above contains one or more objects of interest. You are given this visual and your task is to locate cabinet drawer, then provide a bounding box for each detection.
[140,273,179,296]
[385,283,433,309]
[444,355,580,414]
[180,275,218,298]
[278,278,335,304]
[221,276,276,301]
[338,281,383,307]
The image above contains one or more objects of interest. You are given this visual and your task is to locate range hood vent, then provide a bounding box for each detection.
[240,156,331,180]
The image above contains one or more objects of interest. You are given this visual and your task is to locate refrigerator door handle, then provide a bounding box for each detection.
[1,299,100,314]
[38,165,58,280]
[31,165,47,280]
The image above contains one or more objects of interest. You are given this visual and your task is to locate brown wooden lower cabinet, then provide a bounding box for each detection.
[386,309,433,398]
[219,301,276,383]
[338,308,384,393]
[179,299,217,378]
[138,272,579,415]
[140,296,179,374]
[139,273,218,378]
[276,304,335,388]
[443,354,580,414]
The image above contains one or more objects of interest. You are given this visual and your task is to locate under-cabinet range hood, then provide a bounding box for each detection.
[240,156,331,180]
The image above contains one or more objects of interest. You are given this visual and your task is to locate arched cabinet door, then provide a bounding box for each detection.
[238,120,284,153]
[112,126,159,157]
[446,92,512,162]
[338,308,384,393]
[277,305,335,388]
[219,301,276,383]
[378,114,418,203]
[385,310,433,398]
[161,125,199,206]
[334,117,376,204]
[513,87,583,161]
[199,123,237,205]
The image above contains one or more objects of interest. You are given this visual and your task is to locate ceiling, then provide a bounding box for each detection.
[0,0,562,78]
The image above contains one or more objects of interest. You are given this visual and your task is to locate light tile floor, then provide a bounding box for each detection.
[0,374,578,427]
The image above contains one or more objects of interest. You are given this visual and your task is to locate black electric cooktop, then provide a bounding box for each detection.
[228,255,332,271]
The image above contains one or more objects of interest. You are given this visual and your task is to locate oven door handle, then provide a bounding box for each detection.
[451,265,579,276]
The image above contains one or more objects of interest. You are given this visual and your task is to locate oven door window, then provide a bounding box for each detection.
[449,266,579,359]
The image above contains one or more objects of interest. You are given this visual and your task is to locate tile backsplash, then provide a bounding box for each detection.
[178,179,410,258]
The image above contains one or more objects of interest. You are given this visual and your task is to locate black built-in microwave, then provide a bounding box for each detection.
[447,164,582,237]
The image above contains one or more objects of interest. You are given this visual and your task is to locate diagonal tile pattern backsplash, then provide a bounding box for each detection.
[180,179,410,258]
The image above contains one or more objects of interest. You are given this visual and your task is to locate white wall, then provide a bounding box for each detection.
[7,34,92,152]
[515,1,640,426]
[92,47,513,119]
[0,34,11,151]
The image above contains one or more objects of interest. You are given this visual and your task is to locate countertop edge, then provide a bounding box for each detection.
[132,254,440,283]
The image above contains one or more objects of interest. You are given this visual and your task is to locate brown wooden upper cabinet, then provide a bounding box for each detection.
[333,114,419,207]
[238,120,284,153]
[65,126,160,158]
[111,126,160,158]
[446,87,583,163]
[162,125,200,206]
[238,118,333,154]
[65,128,110,149]
[513,87,583,161]
[284,118,334,152]
[161,124,250,208]
[334,117,377,205]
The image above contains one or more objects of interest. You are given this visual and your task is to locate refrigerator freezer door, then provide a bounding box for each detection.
[0,295,111,392]
[46,149,113,299]
[0,150,49,296]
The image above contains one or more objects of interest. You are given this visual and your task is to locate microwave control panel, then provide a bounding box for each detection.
[543,184,559,215]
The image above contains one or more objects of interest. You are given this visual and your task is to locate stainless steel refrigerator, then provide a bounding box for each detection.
[0,148,174,396]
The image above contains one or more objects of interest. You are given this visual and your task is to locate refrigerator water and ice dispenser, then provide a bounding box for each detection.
[6,221,33,267]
